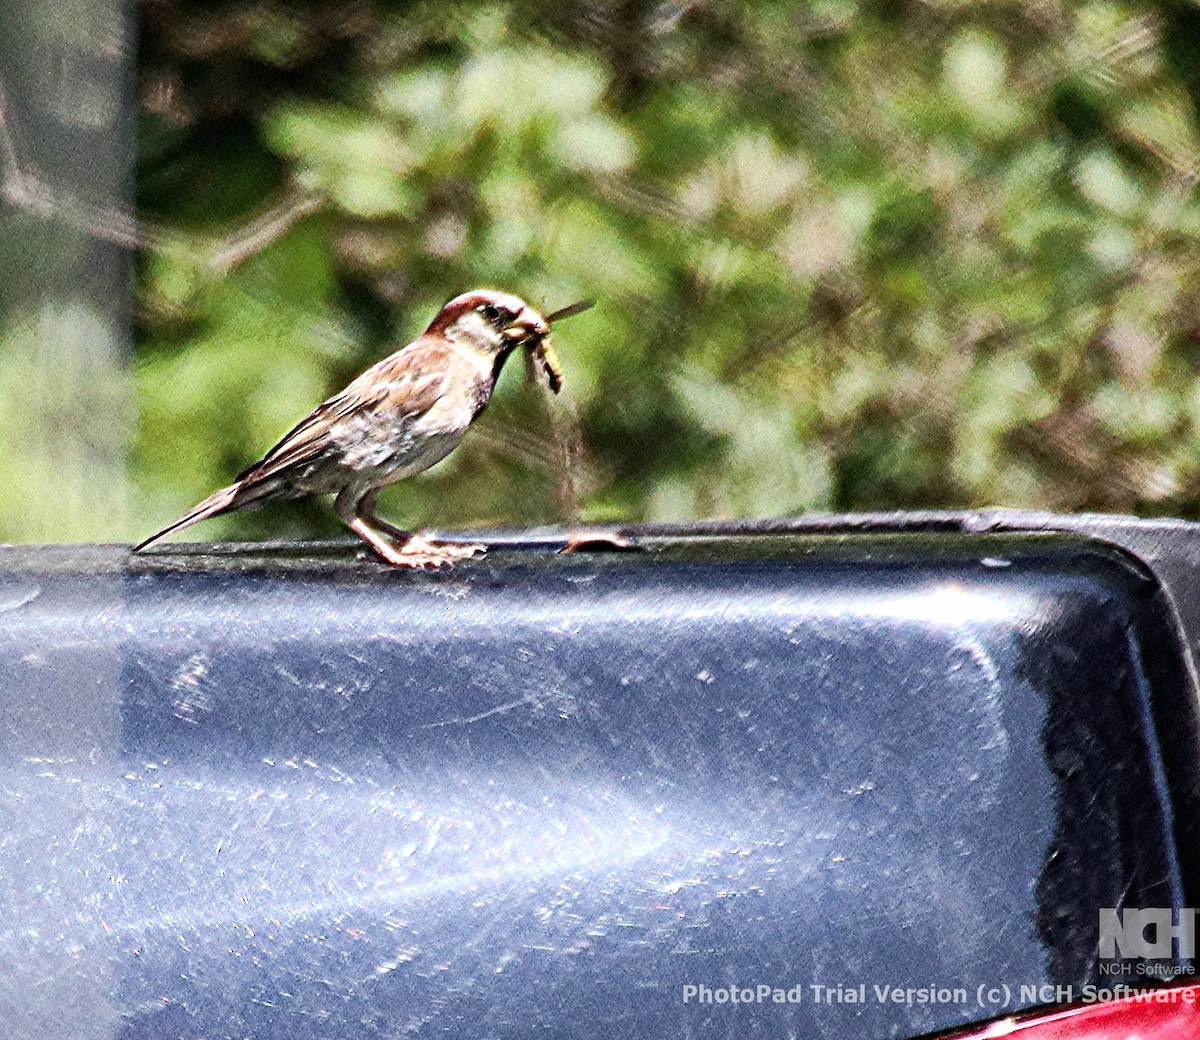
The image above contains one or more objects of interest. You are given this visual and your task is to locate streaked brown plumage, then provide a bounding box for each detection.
[135,289,579,568]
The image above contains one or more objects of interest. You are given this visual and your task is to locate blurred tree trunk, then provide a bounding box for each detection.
[0,0,135,543]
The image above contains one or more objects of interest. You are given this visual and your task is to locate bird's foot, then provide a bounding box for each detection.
[369,536,487,569]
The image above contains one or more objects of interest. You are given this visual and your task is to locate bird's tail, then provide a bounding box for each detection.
[133,482,245,552]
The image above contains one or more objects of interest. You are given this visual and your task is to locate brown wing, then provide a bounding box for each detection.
[237,338,454,486]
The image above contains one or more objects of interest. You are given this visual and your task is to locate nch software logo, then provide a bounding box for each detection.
[1099,908,1196,959]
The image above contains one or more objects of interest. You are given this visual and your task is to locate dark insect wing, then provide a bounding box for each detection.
[545,299,595,324]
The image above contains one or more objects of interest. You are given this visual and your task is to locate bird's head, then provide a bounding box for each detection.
[426,289,567,393]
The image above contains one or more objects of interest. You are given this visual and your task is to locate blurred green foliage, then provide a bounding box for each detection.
[16,0,1200,543]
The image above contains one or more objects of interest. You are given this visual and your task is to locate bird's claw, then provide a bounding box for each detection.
[385,538,486,569]
[408,545,487,569]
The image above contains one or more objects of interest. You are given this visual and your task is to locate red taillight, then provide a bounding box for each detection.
[949,984,1200,1039]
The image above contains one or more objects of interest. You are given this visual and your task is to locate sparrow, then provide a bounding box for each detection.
[135,289,589,568]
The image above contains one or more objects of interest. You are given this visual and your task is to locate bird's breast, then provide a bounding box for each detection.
[470,378,495,419]
[327,412,464,484]
[419,371,492,430]
[321,359,490,489]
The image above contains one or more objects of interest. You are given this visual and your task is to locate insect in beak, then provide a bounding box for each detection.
[508,299,593,395]
[531,337,564,394]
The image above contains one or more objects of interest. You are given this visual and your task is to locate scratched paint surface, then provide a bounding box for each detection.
[0,536,1190,1039]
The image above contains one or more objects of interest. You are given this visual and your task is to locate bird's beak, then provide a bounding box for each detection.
[501,316,550,343]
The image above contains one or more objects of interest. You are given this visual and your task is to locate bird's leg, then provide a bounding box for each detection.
[356,490,411,543]
[335,487,416,565]
[336,488,485,569]
[359,489,486,563]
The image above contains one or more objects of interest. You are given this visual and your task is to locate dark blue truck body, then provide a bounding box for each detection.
[1,512,1197,1039]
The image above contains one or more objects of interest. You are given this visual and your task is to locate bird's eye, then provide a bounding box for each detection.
[477,302,504,323]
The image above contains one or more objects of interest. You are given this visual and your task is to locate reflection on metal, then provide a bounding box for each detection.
[0,524,1196,1039]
